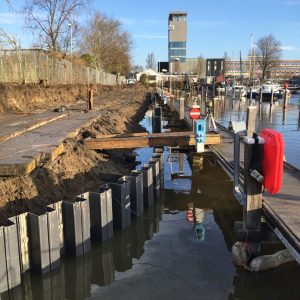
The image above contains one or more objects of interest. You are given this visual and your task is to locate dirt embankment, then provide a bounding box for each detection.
[0,84,152,224]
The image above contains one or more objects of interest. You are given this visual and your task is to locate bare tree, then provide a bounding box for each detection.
[223,51,230,75]
[145,53,156,70]
[79,12,132,75]
[22,0,88,55]
[196,54,205,77]
[255,34,282,79]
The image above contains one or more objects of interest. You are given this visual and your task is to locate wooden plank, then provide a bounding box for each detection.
[84,132,220,149]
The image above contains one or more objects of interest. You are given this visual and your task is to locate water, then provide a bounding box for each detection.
[211,93,300,169]
[2,108,300,300]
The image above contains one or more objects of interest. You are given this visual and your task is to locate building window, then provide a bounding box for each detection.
[169,49,186,57]
[169,42,186,48]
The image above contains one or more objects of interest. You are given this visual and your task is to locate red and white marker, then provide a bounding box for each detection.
[189,107,201,120]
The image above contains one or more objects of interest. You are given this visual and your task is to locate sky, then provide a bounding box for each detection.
[1,0,300,67]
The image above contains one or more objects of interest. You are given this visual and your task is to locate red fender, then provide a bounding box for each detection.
[260,129,284,194]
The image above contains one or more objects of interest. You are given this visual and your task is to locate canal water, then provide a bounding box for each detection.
[2,108,300,300]
[211,93,300,169]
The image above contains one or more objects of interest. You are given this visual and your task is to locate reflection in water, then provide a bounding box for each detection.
[2,150,299,299]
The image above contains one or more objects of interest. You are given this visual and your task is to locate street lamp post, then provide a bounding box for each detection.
[68,23,73,84]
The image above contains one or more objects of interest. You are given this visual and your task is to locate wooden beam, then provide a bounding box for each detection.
[85,131,221,150]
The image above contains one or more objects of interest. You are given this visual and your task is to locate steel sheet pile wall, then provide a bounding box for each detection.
[0,149,164,293]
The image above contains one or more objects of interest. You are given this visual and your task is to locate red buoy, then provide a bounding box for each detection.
[260,129,284,194]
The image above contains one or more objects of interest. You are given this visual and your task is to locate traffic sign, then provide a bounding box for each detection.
[189,107,201,120]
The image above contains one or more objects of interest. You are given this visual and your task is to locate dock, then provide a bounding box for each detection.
[167,89,300,264]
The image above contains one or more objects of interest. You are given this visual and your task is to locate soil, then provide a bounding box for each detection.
[0,83,152,224]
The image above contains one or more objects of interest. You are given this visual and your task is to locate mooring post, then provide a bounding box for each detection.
[243,106,263,253]
[170,95,174,111]
[141,164,154,207]
[179,97,185,121]
[239,87,242,101]
[259,88,263,105]
[283,89,288,109]
[270,89,274,106]
[87,89,93,111]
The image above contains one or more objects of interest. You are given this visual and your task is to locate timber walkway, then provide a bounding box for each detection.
[0,111,101,176]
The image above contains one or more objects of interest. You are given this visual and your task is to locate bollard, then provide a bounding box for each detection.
[62,197,91,257]
[107,178,131,229]
[148,159,160,199]
[141,164,154,207]
[0,219,21,292]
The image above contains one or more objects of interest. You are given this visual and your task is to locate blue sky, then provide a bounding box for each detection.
[1,0,300,67]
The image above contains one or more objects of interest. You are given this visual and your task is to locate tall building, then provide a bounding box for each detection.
[168,12,187,63]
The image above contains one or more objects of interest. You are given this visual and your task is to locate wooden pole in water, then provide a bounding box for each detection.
[244,106,263,253]
[283,89,288,109]
[179,97,185,120]
[259,88,263,106]
[239,87,242,101]
[270,89,274,106]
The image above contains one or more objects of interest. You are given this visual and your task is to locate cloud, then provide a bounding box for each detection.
[133,34,167,39]
[189,20,227,27]
[280,45,296,51]
[0,13,23,25]
[283,0,300,5]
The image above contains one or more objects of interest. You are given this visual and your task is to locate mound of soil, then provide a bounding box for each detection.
[0,83,152,224]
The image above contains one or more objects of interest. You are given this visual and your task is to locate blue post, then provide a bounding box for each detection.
[194,119,206,153]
